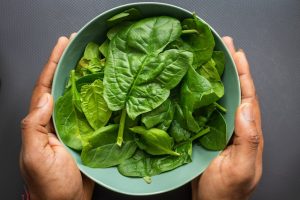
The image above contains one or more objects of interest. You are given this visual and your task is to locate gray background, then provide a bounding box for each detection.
[0,0,299,199]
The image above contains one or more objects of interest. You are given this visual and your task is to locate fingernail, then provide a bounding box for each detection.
[37,93,49,108]
[242,103,254,121]
[238,48,244,53]
[70,32,77,40]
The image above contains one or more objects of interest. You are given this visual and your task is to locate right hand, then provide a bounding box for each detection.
[192,36,264,200]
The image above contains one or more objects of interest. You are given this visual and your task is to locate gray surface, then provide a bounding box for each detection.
[0,0,299,199]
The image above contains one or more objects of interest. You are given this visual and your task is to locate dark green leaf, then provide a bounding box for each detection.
[130,126,179,156]
[81,124,137,168]
[212,51,225,76]
[107,22,133,40]
[104,16,192,119]
[169,14,215,68]
[199,110,227,150]
[118,141,192,177]
[180,67,224,132]
[107,8,141,26]
[141,99,175,131]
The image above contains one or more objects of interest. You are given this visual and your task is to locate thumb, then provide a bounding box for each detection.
[21,93,53,149]
[232,103,260,164]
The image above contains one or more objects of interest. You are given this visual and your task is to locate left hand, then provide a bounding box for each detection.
[19,35,94,200]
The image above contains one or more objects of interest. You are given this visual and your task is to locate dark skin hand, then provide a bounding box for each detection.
[20,34,94,200]
[192,37,263,200]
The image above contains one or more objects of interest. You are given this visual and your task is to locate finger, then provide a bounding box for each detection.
[234,51,262,142]
[191,177,199,200]
[222,36,236,56]
[232,103,260,165]
[30,36,69,111]
[21,93,53,150]
[69,32,77,40]
[82,174,95,200]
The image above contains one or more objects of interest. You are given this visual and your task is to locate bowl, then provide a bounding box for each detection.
[52,2,240,195]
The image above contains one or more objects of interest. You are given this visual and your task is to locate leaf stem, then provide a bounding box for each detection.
[182,29,199,35]
[190,127,210,142]
[213,102,227,113]
[117,108,127,146]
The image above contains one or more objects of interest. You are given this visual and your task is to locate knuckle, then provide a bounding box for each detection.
[230,167,254,186]
[247,129,260,150]
[21,116,33,130]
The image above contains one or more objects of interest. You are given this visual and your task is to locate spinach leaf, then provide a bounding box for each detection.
[107,8,141,26]
[130,126,180,156]
[141,99,175,131]
[55,90,93,150]
[76,72,104,91]
[75,42,104,76]
[199,110,227,150]
[107,22,133,40]
[198,59,220,81]
[169,120,191,143]
[99,39,109,57]
[81,124,137,168]
[180,67,224,133]
[81,79,112,130]
[118,141,192,178]
[70,70,83,112]
[104,16,193,120]
[169,14,215,68]
[212,51,225,77]
[83,42,100,60]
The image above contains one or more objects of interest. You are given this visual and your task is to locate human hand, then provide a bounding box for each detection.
[20,35,94,200]
[192,37,263,200]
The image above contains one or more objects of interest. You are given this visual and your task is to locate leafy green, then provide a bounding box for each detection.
[75,42,103,76]
[118,141,192,178]
[180,67,224,132]
[81,124,137,168]
[212,51,225,76]
[81,79,111,130]
[130,126,180,156]
[99,39,109,57]
[55,72,93,150]
[54,10,229,181]
[76,72,104,91]
[199,110,227,150]
[168,14,215,68]
[107,8,141,26]
[141,99,175,131]
[104,16,193,120]
[169,120,191,143]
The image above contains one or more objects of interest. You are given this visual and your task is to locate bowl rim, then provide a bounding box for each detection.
[52,1,241,196]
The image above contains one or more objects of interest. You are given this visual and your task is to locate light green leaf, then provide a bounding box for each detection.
[81,79,112,130]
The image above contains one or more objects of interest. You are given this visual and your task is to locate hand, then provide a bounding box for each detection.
[192,37,263,200]
[20,35,94,200]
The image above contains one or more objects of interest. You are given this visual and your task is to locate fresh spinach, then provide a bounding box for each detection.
[199,110,227,150]
[54,9,229,181]
[180,66,224,133]
[130,126,180,156]
[81,124,137,168]
[141,99,175,131]
[118,141,192,178]
[81,79,111,130]
[103,16,193,120]
[55,71,93,150]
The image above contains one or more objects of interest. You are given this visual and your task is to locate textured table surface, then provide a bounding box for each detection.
[0,0,300,199]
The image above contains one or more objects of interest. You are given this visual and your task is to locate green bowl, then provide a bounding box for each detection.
[52,2,240,195]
